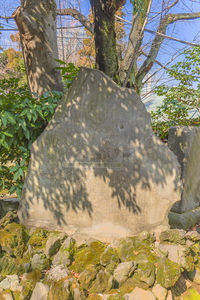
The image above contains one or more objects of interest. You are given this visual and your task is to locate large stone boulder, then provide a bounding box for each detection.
[168,126,200,213]
[18,68,181,241]
[168,127,200,229]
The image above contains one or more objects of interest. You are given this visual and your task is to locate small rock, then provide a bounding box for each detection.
[0,292,13,300]
[45,265,69,283]
[166,290,173,300]
[31,253,50,271]
[159,229,186,244]
[156,257,181,289]
[159,243,192,271]
[152,284,167,300]
[0,275,21,292]
[188,267,200,285]
[125,287,156,300]
[113,261,137,286]
[45,232,67,256]
[30,282,49,300]
[185,231,200,242]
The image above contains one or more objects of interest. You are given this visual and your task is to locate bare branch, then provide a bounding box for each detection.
[0,16,13,21]
[135,11,200,90]
[122,0,153,87]
[57,8,94,34]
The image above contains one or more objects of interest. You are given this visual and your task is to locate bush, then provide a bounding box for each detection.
[0,77,63,197]
[151,47,200,139]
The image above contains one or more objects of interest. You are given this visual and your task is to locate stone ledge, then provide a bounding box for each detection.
[169,206,200,230]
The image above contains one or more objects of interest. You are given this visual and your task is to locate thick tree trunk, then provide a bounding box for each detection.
[13,0,63,95]
[90,0,124,81]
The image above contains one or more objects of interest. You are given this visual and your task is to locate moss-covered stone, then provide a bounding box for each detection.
[117,235,155,262]
[100,246,120,267]
[89,270,110,294]
[159,229,186,245]
[0,211,18,228]
[79,264,98,291]
[87,294,102,300]
[156,257,181,288]
[21,269,42,299]
[131,262,155,289]
[0,255,23,278]
[28,228,49,251]
[52,237,77,266]
[118,278,136,295]
[48,276,80,300]
[107,296,125,300]
[31,253,50,271]
[45,232,67,257]
[71,241,106,273]
[177,287,200,300]
[0,222,29,257]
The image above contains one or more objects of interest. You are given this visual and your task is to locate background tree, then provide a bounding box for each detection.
[13,0,63,95]
[151,46,200,139]
[77,7,126,68]
[58,0,200,93]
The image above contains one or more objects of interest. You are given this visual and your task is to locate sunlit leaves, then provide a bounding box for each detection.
[151,47,200,139]
[0,77,63,197]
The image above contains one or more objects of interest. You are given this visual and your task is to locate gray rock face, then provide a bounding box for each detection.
[125,287,156,300]
[113,261,136,286]
[168,126,200,213]
[18,68,181,241]
[30,282,49,300]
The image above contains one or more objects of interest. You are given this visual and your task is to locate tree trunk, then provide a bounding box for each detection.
[13,0,63,95]
[90,0,124,81]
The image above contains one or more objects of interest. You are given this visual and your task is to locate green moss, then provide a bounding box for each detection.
[71,241,106,273]
[79,264,98,291]
[48,278,70,300]
[159,229,186,245]
[118,278,136,295]
[107,296,125,300]
[87,294,102,300]
[0,255,23,277]
[89,270,110,294]
[180,288,200,300]
[0,222,29,257]
[156,257,181,288]
[28,228,49,251]
[100,246,120,266]
[21,269,42,299]
[131,262,155,289]
[117,235,156,262]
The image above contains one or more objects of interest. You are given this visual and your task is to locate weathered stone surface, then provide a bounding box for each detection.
[188,267,200,285]
[18,68,181,241]
[152,284,167,300]
[45,232,66,256]
[0,198,19,219]
[0,275,21,292]
[125,287,156,300]
[30,282,49,300]
[31,253,50,271]
[113,261,136,286]
[168,126,200,213]
[45,265,69,283]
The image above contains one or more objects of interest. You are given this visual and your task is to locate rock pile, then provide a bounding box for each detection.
[0,212,200,299]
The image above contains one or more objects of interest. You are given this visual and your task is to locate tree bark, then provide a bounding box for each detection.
[89,0,125,81]
[13,0,63,95]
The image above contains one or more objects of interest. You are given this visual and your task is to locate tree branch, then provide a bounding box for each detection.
[57,8,94,34]
[135,11,200,91]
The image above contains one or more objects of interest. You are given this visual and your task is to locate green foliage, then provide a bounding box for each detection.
[0,77,63,197]
[56,60,80,89]
[151,47,200,139]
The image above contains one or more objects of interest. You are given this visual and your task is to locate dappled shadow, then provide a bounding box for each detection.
[19,68,181,234]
